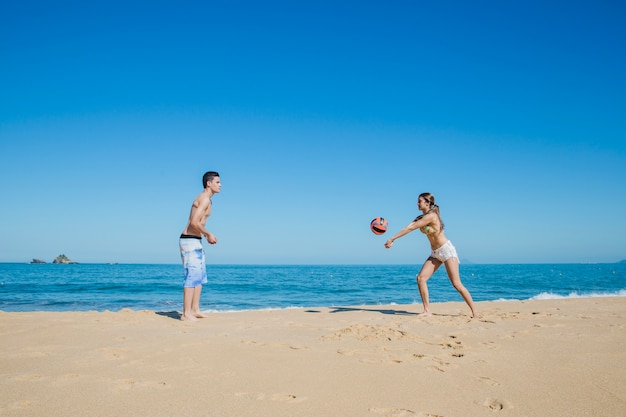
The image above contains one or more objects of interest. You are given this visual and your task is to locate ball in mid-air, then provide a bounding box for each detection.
[370,217,388,235]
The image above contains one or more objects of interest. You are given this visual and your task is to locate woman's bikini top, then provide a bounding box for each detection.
[415,213,440,235]
[420,225,437,235]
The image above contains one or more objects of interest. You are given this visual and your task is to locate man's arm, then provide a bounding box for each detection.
[189,195,217,244]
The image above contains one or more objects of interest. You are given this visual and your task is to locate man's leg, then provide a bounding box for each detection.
[182,287,199,321]
[191,285,208,318]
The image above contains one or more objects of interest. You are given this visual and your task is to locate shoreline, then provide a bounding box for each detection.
[2,298,625,417]
[3,290,626,315]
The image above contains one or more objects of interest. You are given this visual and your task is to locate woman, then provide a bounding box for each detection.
[384,192,478,318]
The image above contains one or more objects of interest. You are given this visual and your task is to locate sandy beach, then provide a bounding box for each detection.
[1,297,625,417]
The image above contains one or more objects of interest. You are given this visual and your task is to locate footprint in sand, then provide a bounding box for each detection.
[5,400,32,411]
[481,340,497,349]
[57,373,81,382]
[439,335,465,357]
[241,340,308,350]
[442,336,463,348]
[12,374,46,382]
[407,352,457,371]
[477,376,500,386]
[270,393,306,403]
[234,392,306,403]
[323,324,418,343]
[369,407,416,416]
[427,365,446,373]
[113,379,168,391]
[369,408,444,417]
[337,347,419,365]
[334,347,376,361]
[484,398,508,411]
[502,331,519,340]
[494,312,518,320]
[100,348,130,360]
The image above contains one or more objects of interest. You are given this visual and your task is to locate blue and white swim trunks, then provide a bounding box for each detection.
[179,235,207,288]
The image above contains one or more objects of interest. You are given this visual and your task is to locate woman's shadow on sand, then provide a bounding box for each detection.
[325,307,420,316]
[319,307,460,317]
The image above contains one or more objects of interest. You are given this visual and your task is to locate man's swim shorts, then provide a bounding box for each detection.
[179,235,207,288]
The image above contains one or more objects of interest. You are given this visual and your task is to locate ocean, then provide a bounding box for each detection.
[1,263,624,313]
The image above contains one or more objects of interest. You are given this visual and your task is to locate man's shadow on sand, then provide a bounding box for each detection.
[156,311,182,320]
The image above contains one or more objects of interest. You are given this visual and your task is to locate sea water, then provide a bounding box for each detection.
[0,263,624,312]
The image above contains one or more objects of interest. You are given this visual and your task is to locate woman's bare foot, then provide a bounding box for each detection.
[193,312,208,318]
[180,314,199,322]
[419,311,432,317]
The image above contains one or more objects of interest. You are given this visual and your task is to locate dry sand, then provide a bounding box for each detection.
[1,297,625,417]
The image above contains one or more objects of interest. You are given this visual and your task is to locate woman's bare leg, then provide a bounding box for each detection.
[416,258,440,316]
[443,258,478,318]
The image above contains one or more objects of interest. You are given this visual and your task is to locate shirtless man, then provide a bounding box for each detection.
[384,192,478,318]
[179,171,221,321]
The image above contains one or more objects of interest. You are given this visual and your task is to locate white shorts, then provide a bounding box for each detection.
[429,240,460,263]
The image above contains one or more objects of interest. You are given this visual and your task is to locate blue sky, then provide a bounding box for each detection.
[1,0,625,264]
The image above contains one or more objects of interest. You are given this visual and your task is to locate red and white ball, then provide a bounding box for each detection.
[370,217,388,235]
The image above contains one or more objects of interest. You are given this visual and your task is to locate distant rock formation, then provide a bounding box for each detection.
[52,254,78,264]
[30,258,47,264]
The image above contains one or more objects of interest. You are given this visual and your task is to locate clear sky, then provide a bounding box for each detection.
[1,0,625,265]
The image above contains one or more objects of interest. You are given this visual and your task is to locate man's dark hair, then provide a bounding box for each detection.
[203,171,220,188]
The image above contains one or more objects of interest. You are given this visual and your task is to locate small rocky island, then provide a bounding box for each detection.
[53,254,78,264]
[31,254,78,264]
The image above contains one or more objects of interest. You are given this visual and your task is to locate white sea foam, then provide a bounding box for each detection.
[530,289,626,300]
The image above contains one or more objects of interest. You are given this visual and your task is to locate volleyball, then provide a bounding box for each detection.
[370,217,388,235]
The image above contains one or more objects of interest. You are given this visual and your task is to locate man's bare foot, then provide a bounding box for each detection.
[193,312,208,318]
[180,314,199,322]
[418,311,432,317]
